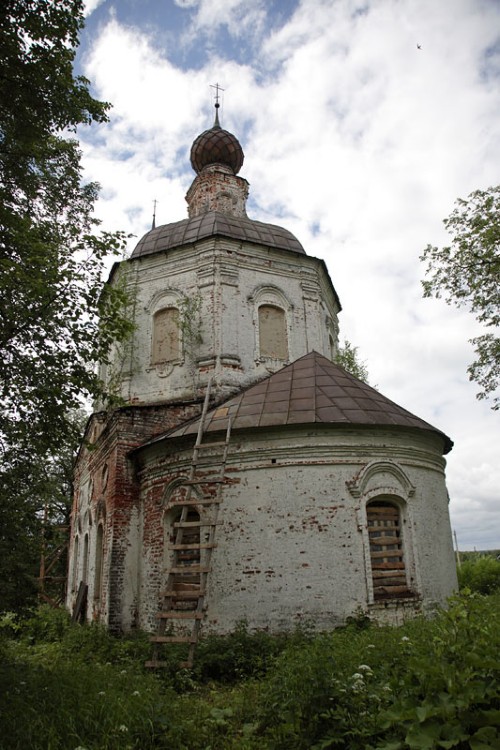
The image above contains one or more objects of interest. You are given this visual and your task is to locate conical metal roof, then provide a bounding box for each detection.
[145,351,453,454]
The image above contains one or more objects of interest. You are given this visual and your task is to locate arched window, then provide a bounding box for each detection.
[94,525,104,603]
[367,501,410,599]
[152,307,180,364]
[72,535,79,592]
[258,304,288,359]
[82,533,89,584]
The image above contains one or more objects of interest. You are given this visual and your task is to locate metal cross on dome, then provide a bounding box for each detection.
[210,82,224,108]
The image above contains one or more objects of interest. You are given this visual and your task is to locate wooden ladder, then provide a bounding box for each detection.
[146,381,231,669]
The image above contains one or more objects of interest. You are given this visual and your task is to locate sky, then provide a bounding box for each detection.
[76,0,499,550]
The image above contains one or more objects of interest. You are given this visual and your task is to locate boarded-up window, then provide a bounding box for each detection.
[152,307,180,364]
[367,501,410,599]
[259,305,288,359]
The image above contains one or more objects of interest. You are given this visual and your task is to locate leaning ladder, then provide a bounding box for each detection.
[146,382,231,669]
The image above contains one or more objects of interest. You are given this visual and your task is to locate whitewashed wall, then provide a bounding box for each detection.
[107,238,340,405]
[135,425,457,634]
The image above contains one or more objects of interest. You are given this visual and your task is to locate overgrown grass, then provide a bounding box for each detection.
[1,595,500,749]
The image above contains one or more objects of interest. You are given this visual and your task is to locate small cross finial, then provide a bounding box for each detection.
[152,198,158,230]
[210,82,224,107]
[210,82,224,127]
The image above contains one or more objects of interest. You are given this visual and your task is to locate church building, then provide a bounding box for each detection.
[67,101,457,655]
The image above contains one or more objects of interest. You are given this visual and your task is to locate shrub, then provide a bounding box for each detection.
[253,593,500,750]
[458,555,500,594]
[194,620,297,684]
[21,604,72,643]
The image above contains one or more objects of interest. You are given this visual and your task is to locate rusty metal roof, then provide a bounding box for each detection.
[130,211,306,259]
[157,351,453,453]
[190,124,244,174]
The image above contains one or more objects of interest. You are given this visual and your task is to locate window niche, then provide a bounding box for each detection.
[249,285,292,364]
[146,289,185,378]
[258,304,288,359]
[152,307,180,365]
[71,535,79,593]
[366,500,411,600]
[347,460,417,603]
[94,524,105,604]
[82,533,89,585]
[325,315,339,362]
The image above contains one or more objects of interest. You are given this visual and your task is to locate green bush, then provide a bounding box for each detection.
[13,605,151,667]
[458,555,500,594]
[253,593,500,750]
[194,620,299,683]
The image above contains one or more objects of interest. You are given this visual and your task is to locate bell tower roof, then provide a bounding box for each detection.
[132,92,307,257]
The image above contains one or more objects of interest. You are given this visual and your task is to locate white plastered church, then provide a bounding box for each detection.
[67,103,457,648]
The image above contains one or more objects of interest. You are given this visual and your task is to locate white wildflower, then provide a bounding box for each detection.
[118,725,128,733]
[366,644,375,649]
[98,691,106,696]
[401,636,410,642]
[132,690,140,696]
[358,664,372,672]
[351,673,364,680]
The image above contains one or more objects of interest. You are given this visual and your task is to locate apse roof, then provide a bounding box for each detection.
[130,211,306,259]
[145,351,453,454]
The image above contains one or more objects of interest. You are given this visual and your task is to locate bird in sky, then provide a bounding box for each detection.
[417,44,422,49]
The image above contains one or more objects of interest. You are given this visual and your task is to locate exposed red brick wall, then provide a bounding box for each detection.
[69,400,202,631]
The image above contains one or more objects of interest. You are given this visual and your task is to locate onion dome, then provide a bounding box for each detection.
[190,103,244,175]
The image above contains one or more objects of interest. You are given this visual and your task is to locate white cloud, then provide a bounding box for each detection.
[77,0,500,550]
[84,0,106,16]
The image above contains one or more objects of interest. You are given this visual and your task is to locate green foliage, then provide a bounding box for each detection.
[12,605,151,667]
[1,596,500,749]
[0,1,134,611]
[194,620,296,683]
[458,556,500,594]
[253,593,500,750]
[0,656,169,750]
[0,0,133,452]
[0,410,85,611]
[335,339,370,383]
[20,604,73,644]
[421,186,500,409]
[178,293,204,365]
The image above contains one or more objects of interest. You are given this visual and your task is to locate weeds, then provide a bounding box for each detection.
[1,595,499,749]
